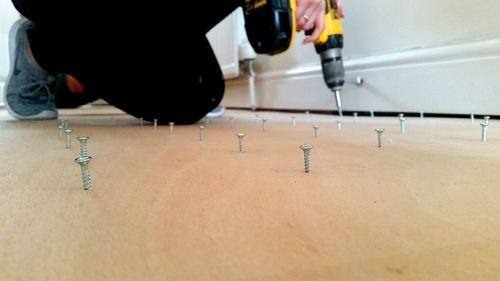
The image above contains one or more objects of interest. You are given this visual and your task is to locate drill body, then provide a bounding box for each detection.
[243,0,345,116]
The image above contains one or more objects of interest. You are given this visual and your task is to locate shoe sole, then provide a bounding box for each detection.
[2,18,57,120]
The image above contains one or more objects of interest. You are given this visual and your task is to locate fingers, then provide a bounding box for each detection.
[295,0,324,32]
[302,15,325,44]
[295,0,327,43]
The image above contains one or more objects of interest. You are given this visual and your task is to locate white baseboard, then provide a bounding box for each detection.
[223,38,500,115]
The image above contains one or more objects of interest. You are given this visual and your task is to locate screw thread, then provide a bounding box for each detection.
[239,139,244,152]
[304,151,311,173]
[80,165,92,190]
[65,134,72,149]
[80,146,88,157]
[400,119,406,134]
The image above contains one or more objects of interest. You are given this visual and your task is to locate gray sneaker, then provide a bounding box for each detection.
[3,18,57,120]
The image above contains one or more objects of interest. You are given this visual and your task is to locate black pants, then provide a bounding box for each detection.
[11,1,242,124]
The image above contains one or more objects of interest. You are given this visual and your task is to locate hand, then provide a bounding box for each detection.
[296,0,344,44]
[295,0,326,44]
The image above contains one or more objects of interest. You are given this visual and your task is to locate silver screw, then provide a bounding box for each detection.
[75,156,92,190]
[65,129,72,149]
[370,111,375,118]
[57,125,64,140]
[484,116,490,125]
[420,111,424,119]
[229,117,234,128]
[154,119,158,129]
[399,114,406,134]
[169,122,174,136]
[336,120,342,130]
[305,111,311,118]
[255,114,260,123]
[353,112,358,123]
[63,119,69,130]
[299,144,313,173]
[199,126,205,141]
[236,133,245,152]
[261,119,268,131]
[375,128,384,148]
[291,116,296,127]
[140,117,144,127]
[480,123,488,142]
[470,113,475,123]
[313,125,320,138]
[77,136,90,157]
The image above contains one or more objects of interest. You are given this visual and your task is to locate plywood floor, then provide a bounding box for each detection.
[1,107,499,280]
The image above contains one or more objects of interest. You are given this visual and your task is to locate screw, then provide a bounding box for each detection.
[154,119,158,129]
[370,111,375,118]
[299,144,313,173]
[169,122,174,136]
[236,133,245,152]
[420,111,424,119]
[255,114,260,123]
[353,112,358,123]
[199,126,205,141]
[484,116,490,125]
[75,156,92,190]
[291,116,296,127]
[57,125,64,140]
[480,123,488,142]
[77,136,90,157]
[65,129,72,149]
[399,114,406,134]
[336,120,342,130]
[313,125,319,138]
[229,117,234,128]
[305,111,311,118]
[63,119,69,130]
[261,119,268,131]
[140,117,144,127]
[375,128,384,148]
[470,113,475,123]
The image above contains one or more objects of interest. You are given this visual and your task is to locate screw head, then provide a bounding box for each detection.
[236,133,245,138]
[299,144,313,151]
[375,128,384,134]
[65,129,72,134]
[313,125,319,129]
[77,136,89,141]
[75,155,92,165]
[480,123,488,128]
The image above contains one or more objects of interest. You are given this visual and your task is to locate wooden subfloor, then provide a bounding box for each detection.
[1,107,499,280]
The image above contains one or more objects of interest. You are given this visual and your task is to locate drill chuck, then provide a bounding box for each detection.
[320,48,345,90]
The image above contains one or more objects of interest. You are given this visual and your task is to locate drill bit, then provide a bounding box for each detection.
[333,89,343,119]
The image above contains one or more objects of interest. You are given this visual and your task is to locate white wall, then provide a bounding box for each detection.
[223,0,500,115]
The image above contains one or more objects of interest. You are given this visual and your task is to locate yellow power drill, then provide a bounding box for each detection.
[243,0,345,117]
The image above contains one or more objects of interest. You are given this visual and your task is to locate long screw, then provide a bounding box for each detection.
[375,128,384,148]
[370,111,375,118]
[236,133,245,152]
[420,111,424,119]
[336,120,342,130]
[57,125,64,140]
[480,123,488,142]
[305,111,311,118]
[169,122,174,136]
[75,156,92,190]
[261,119,268,131]
[65,129,72,149]
[291,116,296,127]
[77,136,90,157]
[484,116,490,125]
[299,144,313,173]
[313,125,320,138]
[140,117,144,127]
[353,112,358,123]
[399,114,406,134]
[470,113,475,123]
[199,126,205,141]
[154,119,158,129]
